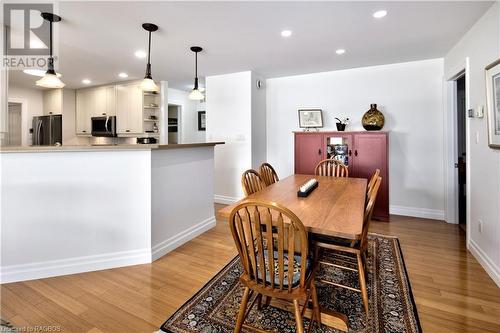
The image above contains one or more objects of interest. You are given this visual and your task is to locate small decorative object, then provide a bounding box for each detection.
[485,59,500,148]
[149,115,157,120]
[335,117,350,131]
[298,109,323,130]
[297,179,318,197]
[362,104,385,130]
[153,122,159,133]
[198,111,206,131]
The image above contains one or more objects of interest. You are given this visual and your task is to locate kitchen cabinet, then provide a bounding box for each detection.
[116,83,143,134]
[43,89,62,115]
[76,89,91,135]
[294,131,389,220]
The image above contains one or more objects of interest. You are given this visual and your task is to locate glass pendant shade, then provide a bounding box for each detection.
[140,77,159,92]
[36,71,65,88]
[189,88,204,100]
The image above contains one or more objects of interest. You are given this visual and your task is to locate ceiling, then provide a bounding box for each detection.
[8,1,493,91]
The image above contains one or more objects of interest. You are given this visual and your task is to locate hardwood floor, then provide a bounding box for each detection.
[2,208,500,333]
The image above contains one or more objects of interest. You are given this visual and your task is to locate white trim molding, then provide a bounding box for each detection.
[214,194,240,205]
[0,248,151,284]
[390,205,445,221]
[151,216,216,261]
[468,239,500,287]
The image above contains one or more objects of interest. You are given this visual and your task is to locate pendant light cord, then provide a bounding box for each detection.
[147,31,152,66]
[49,20,53,57]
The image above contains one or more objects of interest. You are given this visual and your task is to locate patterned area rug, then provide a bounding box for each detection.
[160,234,421,333]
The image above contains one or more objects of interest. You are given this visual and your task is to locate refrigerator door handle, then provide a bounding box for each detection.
[36,120,42,145]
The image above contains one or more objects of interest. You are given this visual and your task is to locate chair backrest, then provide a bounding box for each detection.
[367,169,380,197]
[259,163,279,186]
[315,159,349,177]
[241,169,266,196]
[229,200,309,292]
[360,176,382,248]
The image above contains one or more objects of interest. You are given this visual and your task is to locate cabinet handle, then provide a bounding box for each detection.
[354,150,358,157]
[318,148,322,155]
[348,149,352,156]
[102,113,106,115]
[126,129,130,132]
[82,130,86,133]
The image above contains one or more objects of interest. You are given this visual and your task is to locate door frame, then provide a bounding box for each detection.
[444,58,471,243]
[8,97,28,146]
[167,101,183,144]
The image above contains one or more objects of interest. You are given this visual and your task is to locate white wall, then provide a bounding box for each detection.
[266,59,445,218]
[168,88,206,143]
[251,72,267,168]
[8,85,44,145]
[444,3,500,286]
[206,71,252,202]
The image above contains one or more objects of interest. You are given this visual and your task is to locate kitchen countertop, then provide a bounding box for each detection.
[0,142,225,153]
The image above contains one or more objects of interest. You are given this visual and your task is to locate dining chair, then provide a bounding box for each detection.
[367,169,380,198]
[241,169,266,196]
[259,162,279,186]
[314,176,382,317]
[229,201,321,333]
[315,159,349,177]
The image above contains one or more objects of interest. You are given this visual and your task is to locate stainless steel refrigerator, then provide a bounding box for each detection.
[32,115,62,146]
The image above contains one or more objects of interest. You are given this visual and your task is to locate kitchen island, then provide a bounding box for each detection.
[0,142,223,283]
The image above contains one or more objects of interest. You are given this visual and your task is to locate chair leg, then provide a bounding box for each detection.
[264,296,272,307]
[234,287,251,333]
[293,299,305,333]
[311,282,322,327]
[357,253,369,317]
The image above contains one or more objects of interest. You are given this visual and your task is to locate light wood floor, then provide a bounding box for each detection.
[1,207,500,333]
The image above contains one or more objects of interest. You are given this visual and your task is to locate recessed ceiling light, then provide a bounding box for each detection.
[23,69,62,78]
[336,49,346,55]
[82,79,91,84]
[134,50,147,58]
[373,10,387,19]
[281,30,292,37]
[118,72,128,78]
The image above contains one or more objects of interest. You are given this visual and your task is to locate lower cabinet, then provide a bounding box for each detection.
[294,131,389,220]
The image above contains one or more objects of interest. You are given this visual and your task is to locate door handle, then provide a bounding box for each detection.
[318,148,322,155]
[37,120,42,145]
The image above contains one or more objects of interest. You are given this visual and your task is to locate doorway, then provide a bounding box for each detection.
[7,102,22,146]
[456,76,467,231]
[167,104,181,144]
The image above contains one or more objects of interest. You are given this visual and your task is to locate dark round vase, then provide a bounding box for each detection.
[362,104,385,131]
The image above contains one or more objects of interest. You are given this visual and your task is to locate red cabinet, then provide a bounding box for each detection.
[294,131,389,220]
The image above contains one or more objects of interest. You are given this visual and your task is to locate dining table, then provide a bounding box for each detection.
[217,174,368,331]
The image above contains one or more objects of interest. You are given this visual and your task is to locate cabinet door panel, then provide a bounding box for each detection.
[353,133,389,220]
[128,85,143,134]
[295,133,324,175]
[115,85,129,133]
[75,90,90,135]
[105,86,116,116]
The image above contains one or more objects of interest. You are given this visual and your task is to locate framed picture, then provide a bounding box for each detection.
[198,111,206,131]
[298,109,323,128]
[485,59,500,148]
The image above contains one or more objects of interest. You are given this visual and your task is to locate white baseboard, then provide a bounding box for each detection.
[468,239,500,287]
[214,194,240,205]
[151,216,216,261]
[390,205,445,220]
[0,248,151,284]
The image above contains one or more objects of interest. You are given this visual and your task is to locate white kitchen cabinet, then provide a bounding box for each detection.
[76,89,91,135]
[105,86,116,116]
[43,89,62,115]
[116,83,143,134]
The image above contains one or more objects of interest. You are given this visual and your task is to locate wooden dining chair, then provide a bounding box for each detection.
[315,159,349,177]
[241,169,266,196]
[314,176,382,317]
[259,163,279,186]
[367,169,380,198]
[229,201,321,333]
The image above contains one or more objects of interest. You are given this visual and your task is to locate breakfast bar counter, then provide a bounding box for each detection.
[0,142,224,283]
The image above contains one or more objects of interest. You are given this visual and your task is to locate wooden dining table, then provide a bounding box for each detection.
[217,174,368,331]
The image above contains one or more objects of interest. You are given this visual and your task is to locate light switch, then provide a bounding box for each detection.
[475,105,485,118]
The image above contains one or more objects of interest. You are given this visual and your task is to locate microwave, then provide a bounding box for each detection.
[91,116,117,137]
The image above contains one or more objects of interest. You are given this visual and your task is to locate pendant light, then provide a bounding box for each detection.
[36,13,65,88]
[189,46,204,100]
[140,23,159,92]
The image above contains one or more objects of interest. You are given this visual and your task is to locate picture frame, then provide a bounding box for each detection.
[298,109,323,129]
[485,59,500,148]
[198,111,206,131]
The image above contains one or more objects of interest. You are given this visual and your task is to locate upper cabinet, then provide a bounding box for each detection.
[76,89,91,135]
[76,85,117,135]
[116,83,143,134]
[43,89,62,115]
